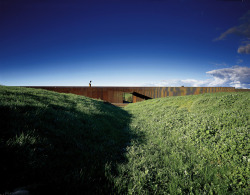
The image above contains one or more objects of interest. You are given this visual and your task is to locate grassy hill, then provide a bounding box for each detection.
[0,86,132,194]
[115,92,249,194]
[0,86,249,194]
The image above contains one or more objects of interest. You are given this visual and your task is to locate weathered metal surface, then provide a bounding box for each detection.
[235,89,250,92]
[25,86,236,103]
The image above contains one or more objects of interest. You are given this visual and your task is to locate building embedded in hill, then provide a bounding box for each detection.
[25,86,238,104]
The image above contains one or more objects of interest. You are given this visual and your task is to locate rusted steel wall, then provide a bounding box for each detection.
[235,89,250,92]
[25,86,236,103]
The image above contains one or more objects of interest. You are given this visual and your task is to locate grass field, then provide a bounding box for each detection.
[0,86,249,194]
[0,86,133,194]
[115,92,249,194]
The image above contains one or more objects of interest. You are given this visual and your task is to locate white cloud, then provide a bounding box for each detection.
[214,27,239,41]
[144,66,250,89]
[206,66,250,88]
[214,11,250,54]
[238,43,250,54]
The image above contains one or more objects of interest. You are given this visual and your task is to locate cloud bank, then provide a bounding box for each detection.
[145,66,250,89]
[207,66,250,88]
[215,11,250,54]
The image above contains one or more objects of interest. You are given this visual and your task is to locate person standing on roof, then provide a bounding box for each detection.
[89,80,92,87]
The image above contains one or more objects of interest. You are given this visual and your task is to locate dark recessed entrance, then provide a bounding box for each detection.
[131,92,152,100]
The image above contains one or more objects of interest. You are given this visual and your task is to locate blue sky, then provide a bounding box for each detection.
[1,0,250,88]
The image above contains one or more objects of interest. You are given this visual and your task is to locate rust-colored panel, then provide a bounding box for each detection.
[235,88,250,92]
[86,88,92,98]
[133,95,137,103]
[168,88,172,96]
[103,89,108,101]
[115,91,123,103]
[180,87,185,96]
[164,89,167,97]
[108,90,113,103]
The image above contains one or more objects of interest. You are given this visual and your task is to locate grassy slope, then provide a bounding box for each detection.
[1,86,249,194]
[0,86,132,194]
[113,92,249,194]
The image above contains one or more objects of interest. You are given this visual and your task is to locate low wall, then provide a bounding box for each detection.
[25,86,236,103]
[235,89,250,92]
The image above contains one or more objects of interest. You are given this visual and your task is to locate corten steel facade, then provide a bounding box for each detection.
[25,86,237,103]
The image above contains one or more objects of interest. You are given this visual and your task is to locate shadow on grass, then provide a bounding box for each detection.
[0,91,143,194]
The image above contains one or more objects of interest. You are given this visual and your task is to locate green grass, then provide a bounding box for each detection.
[113,92,250,194]
[0,86,249,194]
[0,86,133,194]
[123,93,133,103]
